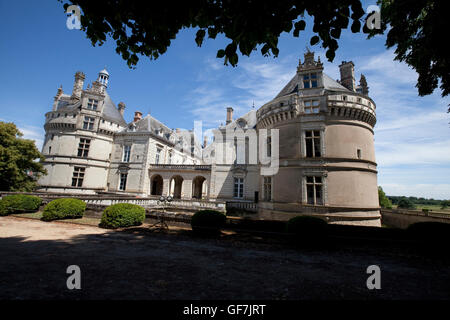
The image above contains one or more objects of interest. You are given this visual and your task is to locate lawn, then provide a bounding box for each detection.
[11,211,101,226]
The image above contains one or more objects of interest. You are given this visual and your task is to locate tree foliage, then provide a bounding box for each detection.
[62,0,450,102]
[367,0,450,101]
[378,186,392,209]
[0,122,46,191]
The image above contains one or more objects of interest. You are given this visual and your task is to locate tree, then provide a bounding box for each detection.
[367,0,450,105]
[378,186,392,209]
[61,0,450,103]
[0,122,47,191]
[441,200,450,210]
[397,199,416,210]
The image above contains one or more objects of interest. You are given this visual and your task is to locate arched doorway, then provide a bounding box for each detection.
[169,175,183,199]
[150,174,163,196]
[192,176,206,199]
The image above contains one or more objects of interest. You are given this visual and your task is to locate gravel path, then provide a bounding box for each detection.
[0,216,449,300]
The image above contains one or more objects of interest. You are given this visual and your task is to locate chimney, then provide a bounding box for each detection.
[133,111,142,122]
[339,61,355,92]
[52,86,63,111]
[118,102,126,116]
[71,71,85,100]
[359,74,369,96]
[226,107,234,125]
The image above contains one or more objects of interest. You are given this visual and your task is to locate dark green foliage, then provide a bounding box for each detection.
[99,203,146,229]
[63,1,450,100]
[397,199,416,210]
[367,0,450,99]
[191,210,226,236]
[378,187,392,209]
[441,200,450,210]
[286,216,328,245]
[0,122,47,191]
[42,198,86,221]
[0,194,42,216]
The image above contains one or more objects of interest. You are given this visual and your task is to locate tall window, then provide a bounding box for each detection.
[267,136,272,157]
[83,116,95,130]
[305,130,321,157]
[234,178,244,198]
[71,167,85,187]
[303,73,318,88]
[304,100,320,113]
[168,151,173,164]
[122,145,131,162]
[119,173,127,191]
[155,147,162,164]
[77,138,90,157]
[263,176,272,201]
[306,176,323,205]
[87,99,98,110]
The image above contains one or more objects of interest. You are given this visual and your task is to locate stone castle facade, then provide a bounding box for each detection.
[38,52,381,226]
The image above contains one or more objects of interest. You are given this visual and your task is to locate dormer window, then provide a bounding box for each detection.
[304,100,320,113]
[303,73,318,89]
[87,99,99,110]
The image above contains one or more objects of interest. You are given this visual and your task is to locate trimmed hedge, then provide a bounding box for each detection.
[99,203,146,229]
[42,198,86,221]
[0,194,42,216]
[191,210,226,236]
[286,215,328,244]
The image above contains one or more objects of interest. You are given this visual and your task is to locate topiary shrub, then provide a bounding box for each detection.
[191,210,226,236]
[42,198,86,221]
[99,203,146,229]
[0,194,42,216]
[286,215,328,246]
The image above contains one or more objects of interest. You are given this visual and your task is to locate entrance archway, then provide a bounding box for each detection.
[169,175,183,199]
[192,176,206,199]
[150,174,163,196]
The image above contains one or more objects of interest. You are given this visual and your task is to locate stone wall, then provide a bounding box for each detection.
[381,209,450,229]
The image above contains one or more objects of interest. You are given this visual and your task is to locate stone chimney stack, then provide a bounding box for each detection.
[339,61,355,92]
[71,71,85,101]
[133,111,143,122]
[52,86,63,111]
[226,107,234,125]
[359,74,369,96]
[118,102,126,116]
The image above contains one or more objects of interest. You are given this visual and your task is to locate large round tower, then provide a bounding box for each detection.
[256,52,380,226]
[38,69,127,194]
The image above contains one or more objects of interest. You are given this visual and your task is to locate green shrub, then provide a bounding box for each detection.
[286,215,328,245]
[398,199,416,209]
[99,203,146,229]
[0,194,42,216]
[191,210,226,236]
[42,198,86,221]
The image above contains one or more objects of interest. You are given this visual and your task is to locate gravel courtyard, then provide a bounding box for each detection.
[0,216,449,300]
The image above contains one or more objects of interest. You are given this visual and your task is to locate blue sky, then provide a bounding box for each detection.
[0,1,449,199]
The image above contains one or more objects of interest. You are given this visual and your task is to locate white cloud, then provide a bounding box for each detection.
[19,125,44,151]
[381,183,450,200]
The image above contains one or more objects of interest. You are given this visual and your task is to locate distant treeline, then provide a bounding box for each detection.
[387,196,448,206]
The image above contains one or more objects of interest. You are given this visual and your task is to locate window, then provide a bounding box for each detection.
[71,167,85,187]
[267,136,272,157]
[87,99,99,110]
[234,178,244,198]
[304,100,320,113]
[357,149,362,159]
[342,95,347,101]
[155,147,162,164]
[168,151,173,164]
[48,146,51,154]
[122,145,131,162]
[263,176,272,201]
[83,116,95,130]
[305,130,321,157]
[306,176,323,205]
[77,138,90,157]
[303,73,318,89]
[119,173,127,191]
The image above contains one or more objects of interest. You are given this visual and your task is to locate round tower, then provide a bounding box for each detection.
[256,51,380,226]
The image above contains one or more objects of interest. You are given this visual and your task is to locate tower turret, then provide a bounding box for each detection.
[97,68,109,93]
